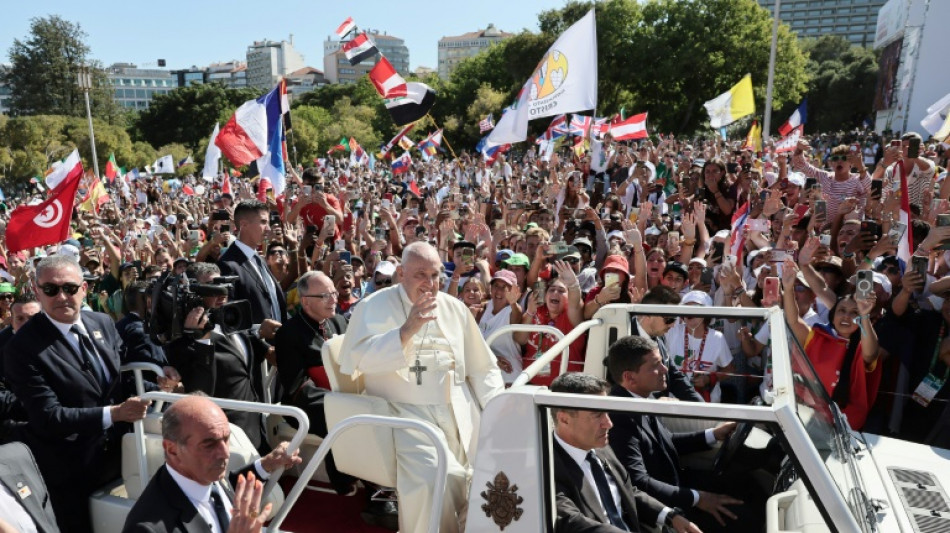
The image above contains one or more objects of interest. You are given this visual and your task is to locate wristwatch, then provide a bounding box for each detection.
[665,507,685,527]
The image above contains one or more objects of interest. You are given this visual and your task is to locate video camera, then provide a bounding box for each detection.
[147,272,252,344]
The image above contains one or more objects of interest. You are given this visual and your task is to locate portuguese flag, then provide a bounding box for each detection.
[105,153,119,183]
[327,137,350,155]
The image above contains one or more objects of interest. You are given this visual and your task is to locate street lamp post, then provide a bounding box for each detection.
[763,0,782,141]
[77,66,100,178]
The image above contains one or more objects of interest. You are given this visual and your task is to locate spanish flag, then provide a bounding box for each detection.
[704,74,755,129]
[79,176,110,214]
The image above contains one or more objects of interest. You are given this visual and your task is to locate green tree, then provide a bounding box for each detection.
[3,15,118,120]
[134,83,264,152]
[463,84,509,140]
[796,35,878,132]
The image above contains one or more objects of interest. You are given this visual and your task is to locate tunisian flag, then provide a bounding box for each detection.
[7,158,83,252]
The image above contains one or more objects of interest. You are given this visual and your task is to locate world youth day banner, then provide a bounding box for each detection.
[486,9,598,147]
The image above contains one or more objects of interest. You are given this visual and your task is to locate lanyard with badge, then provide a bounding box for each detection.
[912,323,949,407]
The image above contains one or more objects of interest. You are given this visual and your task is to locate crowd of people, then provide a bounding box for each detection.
[0,127,949,532]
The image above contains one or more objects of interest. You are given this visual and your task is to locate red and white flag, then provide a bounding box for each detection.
[335,17,356,38]
[44,149,82,192]
[774,125,803,154]
[609,112,648,141]
[341,33,378,66]
[7,157,83,252]
[221,170,232,194]
[897,161,914,264]
[369,57,407,99]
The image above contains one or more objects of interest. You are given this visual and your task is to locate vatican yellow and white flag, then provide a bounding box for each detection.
[704,74,755,129]
[485,9,598,147]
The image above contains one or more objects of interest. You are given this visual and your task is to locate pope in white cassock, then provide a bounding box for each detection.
[338,242,505,532]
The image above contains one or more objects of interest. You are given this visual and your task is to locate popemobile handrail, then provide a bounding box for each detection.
[137,391,309,508]
[485,323,568,376]
[120,362,166,495]
[267,414,449,533]
[511,319,603,387]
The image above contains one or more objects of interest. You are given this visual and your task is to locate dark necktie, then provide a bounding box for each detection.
[209,486,230,531]
[586,451,629,531]
[71,325,106,388]
[253,254,281,320]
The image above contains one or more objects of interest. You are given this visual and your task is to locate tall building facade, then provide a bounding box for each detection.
[757,0,887,46]
[245,38,305,89]
[207,61,248,88]
[322,31,409,84]
[437,23,512,79]
[106,63,177,110]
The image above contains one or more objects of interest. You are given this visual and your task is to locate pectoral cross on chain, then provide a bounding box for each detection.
[409,356,427,385]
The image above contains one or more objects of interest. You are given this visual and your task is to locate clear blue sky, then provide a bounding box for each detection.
[1,0,556,72]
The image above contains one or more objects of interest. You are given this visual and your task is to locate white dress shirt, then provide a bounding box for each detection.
[165,462,271,533]
[553,432,625,523]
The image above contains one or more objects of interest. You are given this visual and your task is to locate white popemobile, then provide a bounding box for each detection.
[92,303,950,532]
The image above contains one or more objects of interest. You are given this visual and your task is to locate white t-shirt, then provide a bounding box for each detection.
[664,321,733,402]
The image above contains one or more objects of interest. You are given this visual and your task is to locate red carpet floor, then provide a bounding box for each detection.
[273,478,394,532]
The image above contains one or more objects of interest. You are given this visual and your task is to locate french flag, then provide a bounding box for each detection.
[392,152,412,174]
[256,80,289,195]
[729,201,751,266]
[216,87,275,167]
[778,99,807,137]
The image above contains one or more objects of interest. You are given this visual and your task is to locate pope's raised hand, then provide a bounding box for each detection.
[400,291,438,345]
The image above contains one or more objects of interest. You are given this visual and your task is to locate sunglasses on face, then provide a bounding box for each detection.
[374,277,393,286]
[828,155,848,162]
[661,316,677,325]
[39,283,82,297]
[0,294,13,300]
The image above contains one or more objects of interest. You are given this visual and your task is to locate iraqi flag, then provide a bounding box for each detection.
[342,32,378,66]
[384,82,436,126]
[609,112,648,141]
[335,17,357,38]
[369,57,407,99]
[728,201,751,266]
[778,99,807,137]
[392,152,412,174]
[7,156,83,252]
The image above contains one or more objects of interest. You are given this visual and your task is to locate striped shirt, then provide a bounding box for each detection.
[883,159,936,207]
[792,160,871,221]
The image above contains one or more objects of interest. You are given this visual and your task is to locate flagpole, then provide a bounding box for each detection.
[762,0,781,140]
[425,114,459,161]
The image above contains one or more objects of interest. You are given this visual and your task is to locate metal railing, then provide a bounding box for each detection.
[485,323,567,375]
[136,391,309,502]
[511,318,603,387]
[267,414,449,533]
[120,362,165,495]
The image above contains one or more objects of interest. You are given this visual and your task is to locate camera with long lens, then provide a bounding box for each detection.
[147,273,252,344]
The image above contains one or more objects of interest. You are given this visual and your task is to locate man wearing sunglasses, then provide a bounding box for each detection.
[4,256,151,533]
[791,140,870,223]
[629,286,703,403]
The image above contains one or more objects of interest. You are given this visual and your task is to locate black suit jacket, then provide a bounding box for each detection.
[553,439,664,533]
[0,442,61,533]
[630,319,703,402]
[116,312,167,367]
[273,312,346,403]
[218,244,287,325]
[122,463,256,533]
[4,311,129,486]
[167,330,267,449]
[607,385,710,509]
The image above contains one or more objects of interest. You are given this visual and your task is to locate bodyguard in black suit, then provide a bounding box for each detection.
[0,442,60,533]
[630,286,703,402]
[217,201,287,332]
[549,373,699,533]
[3,256,151,533]
[167,263,269,451]
[0,294,40,443]
[122,395,301,533]
[605,335,749,532]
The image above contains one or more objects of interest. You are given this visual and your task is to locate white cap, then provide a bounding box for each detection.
[681,290,713,307]
[787,171,806,188]
[165,215,177,225]
[375,260,396,277]
[688,257,707,267]
[606,230,627,242]
[57,244,81,262]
